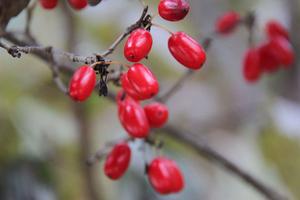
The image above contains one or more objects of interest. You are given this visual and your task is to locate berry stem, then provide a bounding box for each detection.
[151,23,173,35]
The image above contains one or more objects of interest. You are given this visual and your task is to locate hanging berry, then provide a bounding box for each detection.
[127,63,159,100]
[215,11,240,34]
[118,98,150,138]
[124,29,153,62]
[266,20,289,40]
[121,73,142,100]
[243,48,261,82]
[158,0,190,22]
[40,0,58,9]
[168,32,206,70]
[258,43,281,73]
[68,0,88,10]
[268,36,294,67]
[69,65,96,102]
[148,157,184,194]
[144,102,169,128]
[104,142,131,180]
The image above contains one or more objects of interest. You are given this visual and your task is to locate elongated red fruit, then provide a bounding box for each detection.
[216,11,240,34]
[118,97,150,138]
[168,32,206,70]
[127,63,159,100]
[148,157,184,194]
[68,0,87,10]
[158,0,190,22]
[258,43,281,73]
[243,48,261,82]
[144,102,169,128]
[69,65,96,102]
[266,20,289,40]
[269,36,294,67]
[104,142,131,180]
[121,73,142,100]
[40,0,58,9]
[124,29,153,62]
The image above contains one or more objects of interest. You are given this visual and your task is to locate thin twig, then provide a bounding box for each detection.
[100,6,149,57]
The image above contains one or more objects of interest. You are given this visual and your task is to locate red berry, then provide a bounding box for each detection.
[118,97,150,138]
[127,63,159,100]
[104,142,131,180]
[121,73,142,100]
[266,20,289,40]
[158,0,190,22]
[258,43,281,73]
[40,0,58,9]
[68,0,87,10]
[148,157,184,194]
[243,48,261,82]
[269,36,294,67]
[69,65,96,102]
[144,102,169,128]
[124,29,153,62]
[168,32,206,70]
[216,11,240,34]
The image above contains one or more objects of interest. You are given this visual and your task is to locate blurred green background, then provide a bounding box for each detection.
[0,0,300,199]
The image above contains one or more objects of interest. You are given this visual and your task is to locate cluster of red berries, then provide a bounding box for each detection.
[40,0,88,10]
[51,0,296,195]
[67,0,196,195]
[243,20,294,82]
[213,11,294,83]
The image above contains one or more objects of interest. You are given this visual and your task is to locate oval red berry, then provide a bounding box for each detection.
[69,65,96,102]
[40,0,58,9]
[121,73,142,100]
[124,29,153,62]
[243,48,261,82]
[144,102,169,128]
[68,0,87,10]
[104,142,131,180]
[148,157,184,194]
[168,32,206,70]
[266,20,289,40]
[127,63,159,100]
[158,0,190,22]
[118,98,150,138]
[269,36,294,67]
[216,11,240,34]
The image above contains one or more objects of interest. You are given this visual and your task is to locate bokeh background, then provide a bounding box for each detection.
[0,0,300,199]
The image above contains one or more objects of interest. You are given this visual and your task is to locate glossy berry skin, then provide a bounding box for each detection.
[269,36,294,67]
[243,48,261,82]
[148,157,184,194]
[127,63,159,100]
[158,0,190,22]
[216,11,240,34]
[266,20,289,40]
[118,97,150,138]
[124,29,153,62]
[68,0,88,10]
[40,0,58,9]
[121,73,142,100]
[104,142,131,180]
[144,103,169,128]
[69,66,96,102]
[168,32,206,70]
